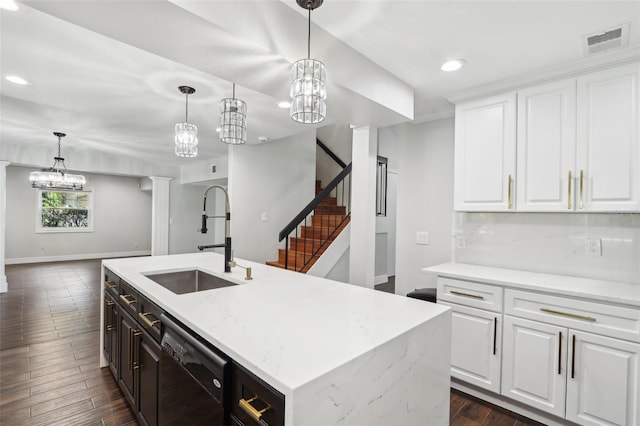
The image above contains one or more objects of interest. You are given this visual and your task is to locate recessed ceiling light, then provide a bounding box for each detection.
[277,101,290,109]
[0,0,18,11]
[5,75,29,85]
[441,59,466,72]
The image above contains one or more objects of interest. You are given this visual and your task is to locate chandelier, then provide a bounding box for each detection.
[220,83,247,145]
[289,0,326,124]
[29,132,86,191]
[175,85,198,157]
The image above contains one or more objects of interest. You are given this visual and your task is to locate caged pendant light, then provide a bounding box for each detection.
[219,83,247,145]
[29,132,86,191]
[289,0,326,124]
[175,85,198,157]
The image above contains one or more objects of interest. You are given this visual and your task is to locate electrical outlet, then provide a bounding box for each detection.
[455,235,466,249]
[416,231,429,245]
[586,238,602,256]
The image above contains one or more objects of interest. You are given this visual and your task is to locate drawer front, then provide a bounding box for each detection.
[505,289,640,343]
[118,279,139,317]
[138,294,162,343]
[104,267,120,297]
[231,363,284,426]
[437,277,503,312]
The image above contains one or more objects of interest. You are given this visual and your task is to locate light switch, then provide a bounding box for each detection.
[416,231,429,245]
[261,212,268,222]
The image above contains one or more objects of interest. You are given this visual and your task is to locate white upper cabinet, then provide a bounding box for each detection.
[454,93,516,211]
[576,63,640,212]
[516,79,577,211]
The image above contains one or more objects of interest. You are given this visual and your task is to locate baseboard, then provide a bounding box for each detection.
[5,250,151,265]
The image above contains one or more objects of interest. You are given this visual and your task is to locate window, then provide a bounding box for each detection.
[376,156,388,217]
[36,190,93,233]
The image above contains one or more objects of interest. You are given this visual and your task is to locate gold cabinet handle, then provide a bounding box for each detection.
[540,308,596,322]
[103,299,114,334]
[579,170,584,209]
[567,170,572,210]
[128,328,141,372]
[507,174,513,209]
[239,396,271,422]
[119,294,136,306]
[139,312,160,329]
[450,290,484,300]
[105,280,117,289]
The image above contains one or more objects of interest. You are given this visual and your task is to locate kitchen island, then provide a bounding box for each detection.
[100,252,451,426]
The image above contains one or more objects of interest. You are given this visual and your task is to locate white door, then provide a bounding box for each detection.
[501,315,567,417]
[566,330,640,426]
[516,79,577,211]
[440,302,502,392]
[576,63,640,212]
[454,93,516,211]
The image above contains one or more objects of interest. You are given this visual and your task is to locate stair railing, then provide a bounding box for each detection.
[278,163,352,272]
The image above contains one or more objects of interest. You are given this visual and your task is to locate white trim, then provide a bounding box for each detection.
[5,250,151,265]
[374,274,389,285]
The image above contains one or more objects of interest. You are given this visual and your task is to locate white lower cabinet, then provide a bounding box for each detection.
[566,330,640,426]
[501,315,640,426]
[501,315,567,417]
[440,301,502,393]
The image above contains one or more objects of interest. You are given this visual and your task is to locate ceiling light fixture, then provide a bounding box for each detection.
[175,85,198,158]
[220,83,247,145]
[0,0,18,11]
[441,59,466,72]
[289,0,326,124]
[5,75,29,85]
[30,132,86,191]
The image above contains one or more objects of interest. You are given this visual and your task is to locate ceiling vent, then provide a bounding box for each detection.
[582,22,630,56]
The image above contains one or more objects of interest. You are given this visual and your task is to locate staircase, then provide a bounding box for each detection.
[267,178,351,273]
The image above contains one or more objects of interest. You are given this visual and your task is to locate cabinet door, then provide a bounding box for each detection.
[138,330,160,426]
[119,310,139,410]
[454,93,517,211]
[440,302,502,392]
[576,63,640,212]
[107,296,119,376]
[501,315,567,417]
[517,79,577,211]
[566,330,640,426]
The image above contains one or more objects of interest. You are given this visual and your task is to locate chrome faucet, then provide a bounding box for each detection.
[197,185,232,273]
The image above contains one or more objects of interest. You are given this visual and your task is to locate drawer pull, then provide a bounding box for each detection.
[105,280,117,289]
[239,396,271,422]
[450,290,484,300]
[493,318,497,355]
[558,331,562,375]
[540,308,596,322]
[567,170,572,210]
[139,312,160,328]
[571,334,576,379]
[120,294,137,306]
[507,174,513,209]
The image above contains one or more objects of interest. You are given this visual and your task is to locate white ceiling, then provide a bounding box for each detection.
[1,0,639,175]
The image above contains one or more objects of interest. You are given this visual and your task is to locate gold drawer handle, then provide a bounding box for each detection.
[507,174,513,209]
[450,290,484,300]
[567,170,572,210]
[540,308,596,322]
[105,280,117,289]
[119,294,136,306]
[139,312,160,328]
[239,396,271,422]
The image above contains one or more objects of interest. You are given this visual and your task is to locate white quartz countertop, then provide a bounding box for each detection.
[103,253,449,395]
[422,262,640,307]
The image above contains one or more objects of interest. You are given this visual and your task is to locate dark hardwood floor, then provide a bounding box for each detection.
[1,260,542,426]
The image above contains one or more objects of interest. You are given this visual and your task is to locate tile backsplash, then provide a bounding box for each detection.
[453,212,640,284]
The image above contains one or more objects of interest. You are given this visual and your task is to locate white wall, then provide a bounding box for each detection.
[5,165,152,262]
[228,130,316,264]
[395,118,455,296]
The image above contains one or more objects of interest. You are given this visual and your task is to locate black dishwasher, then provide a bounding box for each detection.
[159,314,229,425]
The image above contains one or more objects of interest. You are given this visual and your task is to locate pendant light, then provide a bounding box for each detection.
[29,132,86,191]
[175,85,198,157]
[289,0,326,124]
[220,83,247,145]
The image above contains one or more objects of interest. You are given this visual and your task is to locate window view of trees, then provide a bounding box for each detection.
[40,191,90,228]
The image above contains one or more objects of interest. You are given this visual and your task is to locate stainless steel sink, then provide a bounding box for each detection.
[144,270,236,294]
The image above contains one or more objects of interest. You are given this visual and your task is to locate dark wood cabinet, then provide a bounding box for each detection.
[137,326,161,426]
[231,363,284,426]
[103,292,119,376]
[118,309,138,410]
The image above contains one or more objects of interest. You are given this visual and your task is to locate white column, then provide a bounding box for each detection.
[151,177,173,256]
[0,161,8,293]
[349,126,378,288]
